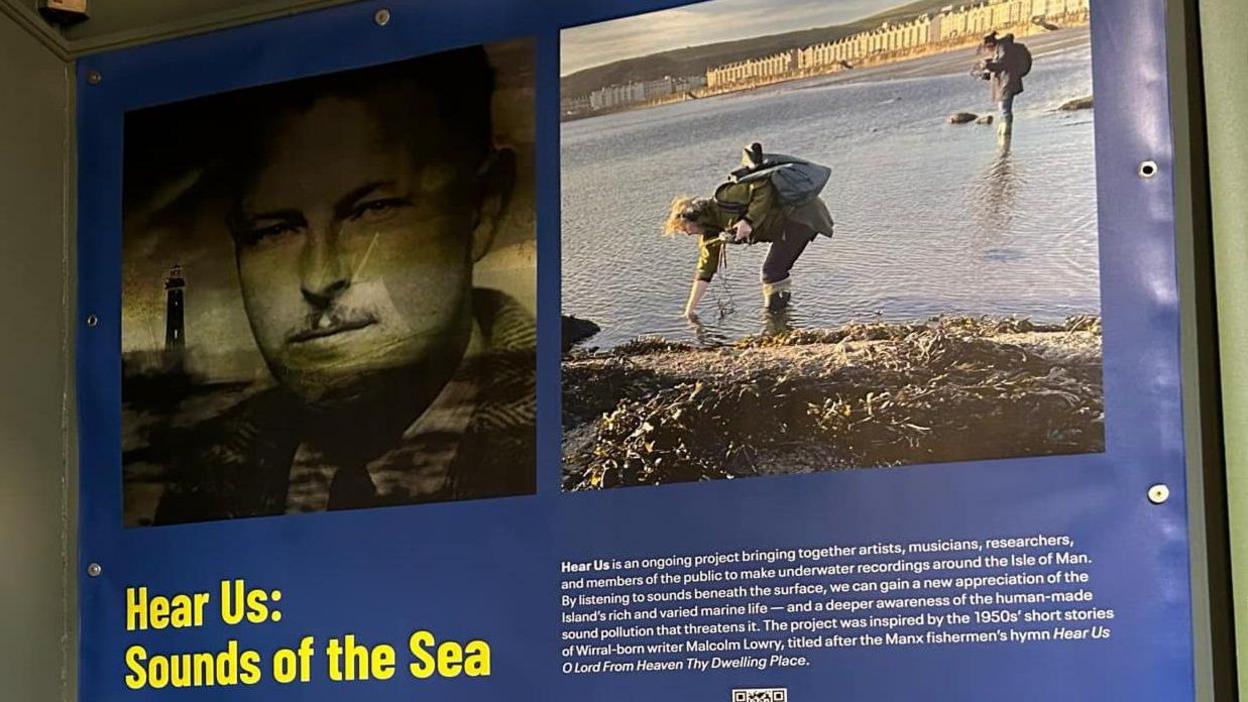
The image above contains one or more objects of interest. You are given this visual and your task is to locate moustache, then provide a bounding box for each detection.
[287,307,379,343]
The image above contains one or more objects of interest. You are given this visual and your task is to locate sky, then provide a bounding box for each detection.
[561,0,911,75]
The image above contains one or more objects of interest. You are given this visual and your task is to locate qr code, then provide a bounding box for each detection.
[732,688,787,702]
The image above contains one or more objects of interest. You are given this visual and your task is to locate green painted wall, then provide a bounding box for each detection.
[1204,0,1248,696]
[0,9,73,702]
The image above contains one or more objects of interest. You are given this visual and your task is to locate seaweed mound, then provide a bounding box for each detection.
[562,316,1103,490]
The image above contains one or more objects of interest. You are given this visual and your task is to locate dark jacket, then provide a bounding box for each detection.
[985,35,1027,103]
[694,180,834,281]
[152,288,536,524]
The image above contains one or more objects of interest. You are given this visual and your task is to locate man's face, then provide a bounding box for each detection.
[232,95,487,403]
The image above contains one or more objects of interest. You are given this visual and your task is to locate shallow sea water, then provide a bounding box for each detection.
[561,30,1098,349]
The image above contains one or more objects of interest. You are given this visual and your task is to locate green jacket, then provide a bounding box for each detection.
[694,180,834,281]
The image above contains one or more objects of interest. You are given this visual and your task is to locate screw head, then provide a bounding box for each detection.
[373,8,391,26]
[1138,160,1158,179]
[1147,484,1170,505]
[85,313,99,328]
[86,70,102,85]
[87,562,102,577]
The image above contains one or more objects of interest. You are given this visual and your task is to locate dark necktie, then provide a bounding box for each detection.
[326,462,379,510]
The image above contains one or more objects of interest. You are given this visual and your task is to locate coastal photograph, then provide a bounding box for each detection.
[121,41,537,526]
[561,0,1102,489]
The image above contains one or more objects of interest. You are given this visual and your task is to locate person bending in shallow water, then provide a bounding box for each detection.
[664,145,834,318]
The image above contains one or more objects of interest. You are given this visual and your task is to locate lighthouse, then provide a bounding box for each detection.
[164,264,186,351]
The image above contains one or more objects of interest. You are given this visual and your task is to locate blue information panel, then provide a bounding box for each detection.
[78,0,1195,699]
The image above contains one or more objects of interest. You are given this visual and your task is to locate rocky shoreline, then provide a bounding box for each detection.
[562,316,1104,490]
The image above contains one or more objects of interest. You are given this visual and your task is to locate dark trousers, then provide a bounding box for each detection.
[761,223,814,284]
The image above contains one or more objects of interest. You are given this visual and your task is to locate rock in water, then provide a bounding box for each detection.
[1059,96,1094,111]
[562,315,601,353]
[947,112,978,124]
[976,114,994,125]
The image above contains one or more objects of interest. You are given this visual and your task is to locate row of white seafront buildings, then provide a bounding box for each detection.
[707,0,1091,88]
[563,0,1091,116]
[562,74,708,114]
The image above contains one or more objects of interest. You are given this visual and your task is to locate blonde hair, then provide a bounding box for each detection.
[663,195,709,237]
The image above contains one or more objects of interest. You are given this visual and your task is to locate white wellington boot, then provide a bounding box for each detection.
[996,119,1013,150]
[762,278,792,312]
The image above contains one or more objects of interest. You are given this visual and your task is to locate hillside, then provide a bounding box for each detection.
[561,0,956,98]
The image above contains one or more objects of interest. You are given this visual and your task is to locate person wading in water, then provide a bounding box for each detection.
[664,143,835,319]
[974,31,1033,149]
